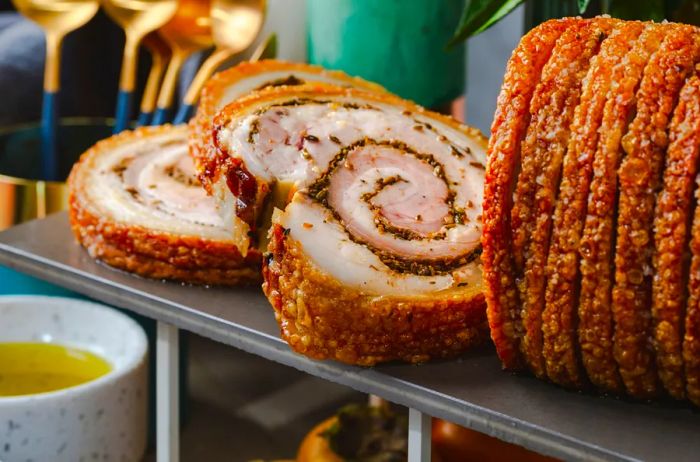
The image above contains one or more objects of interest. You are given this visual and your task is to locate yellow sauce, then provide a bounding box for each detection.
[0,342,111,397]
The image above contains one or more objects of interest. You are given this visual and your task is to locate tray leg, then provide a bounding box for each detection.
[157,321,180,462]
[408,408,431,462]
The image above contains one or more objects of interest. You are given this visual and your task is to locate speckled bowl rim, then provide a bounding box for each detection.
[0,295,148,403]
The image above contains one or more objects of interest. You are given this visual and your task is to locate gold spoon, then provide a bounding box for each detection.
[151,0,213,124]
[249,31,276,62]
[173,32,274,124]
[101,0,178,133]
[137,32,172,126]
[172,0,265,123]
[11,0,99,180]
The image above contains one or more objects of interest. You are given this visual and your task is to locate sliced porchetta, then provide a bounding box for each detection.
[68,125,260,285]
[190,60,385,194]
[209,86,488,365]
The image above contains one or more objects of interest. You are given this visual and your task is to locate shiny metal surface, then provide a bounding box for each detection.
[2,212,700,462]
[139,32,172,117]
[0,174,67,229]
[101,0,178,92]
[0,119,111,230]
[182,0,265,106]
[155,0,214,111]
[11,0,99,91]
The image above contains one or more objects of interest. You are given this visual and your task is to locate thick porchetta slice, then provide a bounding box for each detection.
[654,73,700,400]
[482,18,573,371]
[68,125,260,285]
[544,21,645,391]
[612,24,700,399]
[190,60,385,194]
[213,86,489,365]
[511,17,614,385]
[578,23,665,394]
[685,132,700,405]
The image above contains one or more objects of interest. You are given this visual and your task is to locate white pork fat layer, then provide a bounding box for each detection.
[279,194,483,295]
[84,127,232,240]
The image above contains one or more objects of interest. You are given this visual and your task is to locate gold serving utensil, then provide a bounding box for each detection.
[171,0,265,123]
[11,0,99,180]
[249,31,276,62]
[101,0,178,133]
[137,32,171,126]
[172,32,274,124]
[151,0,213,124]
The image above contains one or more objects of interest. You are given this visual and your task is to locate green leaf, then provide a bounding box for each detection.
[578,0,592,13]
[608,0,665,20]
[448,0,525,47]
[668,0,700,25]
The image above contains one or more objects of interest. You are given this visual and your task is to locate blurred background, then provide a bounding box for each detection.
[0,0,519,133]
[3,0,696,459]
[0,1,519,459]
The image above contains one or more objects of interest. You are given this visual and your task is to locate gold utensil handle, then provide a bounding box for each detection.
[140,35,171,114]
[183,47,233,106]
[43,32,63,92]
[156,49,188,110]
[119,34,141,92]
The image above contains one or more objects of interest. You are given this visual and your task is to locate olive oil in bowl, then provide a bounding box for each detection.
[0,342,111,397]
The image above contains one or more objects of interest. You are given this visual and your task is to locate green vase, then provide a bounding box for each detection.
[307,0,466,108]
[522,0,690,29]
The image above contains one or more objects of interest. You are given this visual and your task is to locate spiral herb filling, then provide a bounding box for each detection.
[307,138,467,237]
[255,74,306,91]
[219,94,485,278]
[100,137,222,228]
[302,134,481,275]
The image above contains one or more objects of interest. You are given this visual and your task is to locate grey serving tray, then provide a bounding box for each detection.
[1,212,698,462]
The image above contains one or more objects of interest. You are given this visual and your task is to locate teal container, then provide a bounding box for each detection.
[0,267,77,296]
[307,0,466,108]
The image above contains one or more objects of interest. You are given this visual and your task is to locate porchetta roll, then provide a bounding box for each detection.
[69,125,260,285]
[190,60,385,194]
[208,86,488,365]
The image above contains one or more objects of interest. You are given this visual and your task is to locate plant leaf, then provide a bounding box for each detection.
[448,0,525,47]
[578,0,592,14]
[608,0,665,20]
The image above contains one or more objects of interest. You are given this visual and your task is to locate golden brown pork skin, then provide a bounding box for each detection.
[263,224,488,366]
[483,16,700,405]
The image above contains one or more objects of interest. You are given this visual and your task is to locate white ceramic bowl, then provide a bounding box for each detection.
[0,295,148,462]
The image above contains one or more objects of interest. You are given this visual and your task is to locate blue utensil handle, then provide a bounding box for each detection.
[173,104,195,125]
[151,106,173,126]
[114,90,133,134]
[40,90,58,181]
[136,111,152,127]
